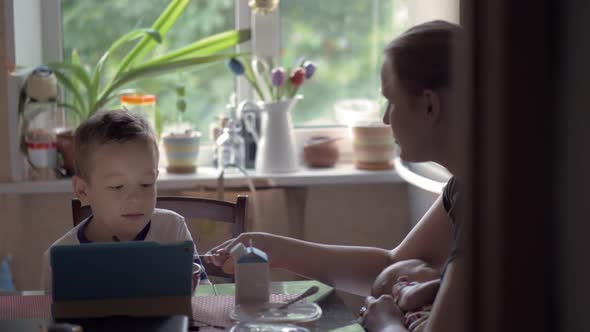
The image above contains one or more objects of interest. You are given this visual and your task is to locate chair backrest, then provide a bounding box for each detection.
[71,195,247,278]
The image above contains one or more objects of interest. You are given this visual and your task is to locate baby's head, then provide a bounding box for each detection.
[72,110,159,240]
[371,259,439,297]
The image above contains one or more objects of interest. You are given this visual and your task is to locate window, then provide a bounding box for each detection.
[280,0,405,126]
[58,0,407,134]
[60,0,236,139]
[15,0,459,140]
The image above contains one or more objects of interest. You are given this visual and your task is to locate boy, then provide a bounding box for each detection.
[41,110,200,292]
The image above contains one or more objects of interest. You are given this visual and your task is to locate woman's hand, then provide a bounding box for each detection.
[204,232,270,273]
[362,295,406,332]
[393,278,441,312]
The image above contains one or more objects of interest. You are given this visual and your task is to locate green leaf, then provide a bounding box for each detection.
[70,49,84,113]
[115,0,189,76]
[58,102,83,119]
[242,56,264,100]
[93,53,245,113]
[100,88,141,112]
[52,70,87,118]
[90,28,162,108]
[139,29,251,67]
[46,61,91,91]
[176,99,186,113]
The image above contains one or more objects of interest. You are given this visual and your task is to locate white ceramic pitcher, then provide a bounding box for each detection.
[254,96,301,173]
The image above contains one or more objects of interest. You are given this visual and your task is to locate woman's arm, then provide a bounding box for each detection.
[209,195,453,296]
[422,258,466,332]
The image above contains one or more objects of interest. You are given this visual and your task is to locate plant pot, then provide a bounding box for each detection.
[55,129,75,175]
[351,123,395,170]
[162,132,201,174]
[303,136,340,168]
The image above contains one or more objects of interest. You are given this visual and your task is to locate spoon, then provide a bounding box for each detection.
[277,286,320,309]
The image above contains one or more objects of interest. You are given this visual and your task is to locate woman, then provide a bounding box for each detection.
[208,20,466,332]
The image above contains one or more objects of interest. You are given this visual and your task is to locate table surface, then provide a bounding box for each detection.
[198,280,363,332]
[2,280,363,332]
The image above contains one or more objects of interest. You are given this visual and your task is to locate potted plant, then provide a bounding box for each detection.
[162,84,201,174]
[38,0,250,174]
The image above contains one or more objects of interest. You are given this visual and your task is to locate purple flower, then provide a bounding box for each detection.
[228,58,245,75]
[271,67,285,86]
[303,61,316,79]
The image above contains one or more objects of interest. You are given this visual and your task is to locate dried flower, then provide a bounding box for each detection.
[227,56,314,102]
[290,67,306,86]
[271,67,285,86]
[303,61,316,79]
[227,58,245,75]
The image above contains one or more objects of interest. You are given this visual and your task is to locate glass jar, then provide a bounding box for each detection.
[216,119,245,170]
[120,94,156,131]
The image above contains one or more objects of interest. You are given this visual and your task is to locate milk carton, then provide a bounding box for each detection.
[231,243,270,306]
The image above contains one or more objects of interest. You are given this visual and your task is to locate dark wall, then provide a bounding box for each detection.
[556,1,590,331]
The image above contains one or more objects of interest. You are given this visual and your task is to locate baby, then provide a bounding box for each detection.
[371,259,440,332]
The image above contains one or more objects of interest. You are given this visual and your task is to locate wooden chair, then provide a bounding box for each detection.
[71,195,247,279]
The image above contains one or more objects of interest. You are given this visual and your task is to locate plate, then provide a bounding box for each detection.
[230,302,322,324]
[229,322,311,332]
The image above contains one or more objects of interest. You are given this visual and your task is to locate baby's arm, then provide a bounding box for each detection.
[395,279,440,312]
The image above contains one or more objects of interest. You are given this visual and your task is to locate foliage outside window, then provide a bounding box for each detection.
[61,0,236,139]
[61,0,407,139]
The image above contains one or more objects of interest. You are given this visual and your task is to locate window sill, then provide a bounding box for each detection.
[0,163,402,194]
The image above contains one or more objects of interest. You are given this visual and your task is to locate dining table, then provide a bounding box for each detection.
[0,280,364,332]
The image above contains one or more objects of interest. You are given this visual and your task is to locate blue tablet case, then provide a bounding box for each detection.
[0,316,189,332]
[50,241,194,318]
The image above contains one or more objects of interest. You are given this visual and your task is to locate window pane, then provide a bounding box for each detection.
[61,0,235,141]
[280,0,407,126]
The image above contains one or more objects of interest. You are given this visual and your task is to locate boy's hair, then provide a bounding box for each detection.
[74,110,158,180]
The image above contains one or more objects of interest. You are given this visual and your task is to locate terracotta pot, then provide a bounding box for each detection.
[303,136,340,168]
[56,129,75,175]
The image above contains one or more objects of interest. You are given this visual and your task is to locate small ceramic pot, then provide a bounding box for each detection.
[303,136,340,168]
[162,131,201,174]
[55,128,75,175]
[351,123,395,170]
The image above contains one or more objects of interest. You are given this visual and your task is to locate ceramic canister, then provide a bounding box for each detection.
[351,122,395,170]
[162,133,201,174]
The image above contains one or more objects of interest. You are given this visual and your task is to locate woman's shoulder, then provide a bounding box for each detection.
[442,176,459,213]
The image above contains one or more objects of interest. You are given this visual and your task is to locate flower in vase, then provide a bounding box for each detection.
[228,58,245,75]
[227,56,315,102]
[271,67,285,87]
[290,67,306,86]
[303,61,316,79]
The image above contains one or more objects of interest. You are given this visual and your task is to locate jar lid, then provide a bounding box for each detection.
[120,94,156,104]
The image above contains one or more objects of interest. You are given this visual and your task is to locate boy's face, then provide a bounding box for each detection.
[73,140,159,240]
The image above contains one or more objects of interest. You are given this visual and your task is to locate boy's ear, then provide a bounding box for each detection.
[423,89,441,121]
[72,175,90,206]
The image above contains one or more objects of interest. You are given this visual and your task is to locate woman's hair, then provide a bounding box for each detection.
[74,109,158,180]
[384,20,463,95]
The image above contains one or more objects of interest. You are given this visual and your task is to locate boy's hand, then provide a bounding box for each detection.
[393,278,440,312]
[362,295,406,332]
